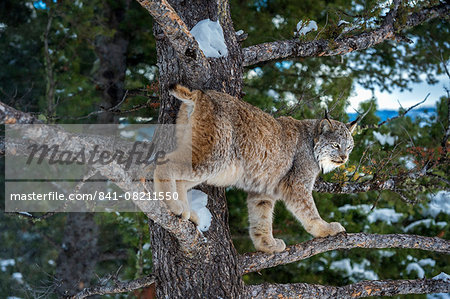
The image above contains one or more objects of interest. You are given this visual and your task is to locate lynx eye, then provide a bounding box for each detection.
[332,143,340,149]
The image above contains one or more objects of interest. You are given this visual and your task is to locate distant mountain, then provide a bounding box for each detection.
[348,107,437,122]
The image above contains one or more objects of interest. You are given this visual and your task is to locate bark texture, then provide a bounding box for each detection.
[246,278,450,299]
[148,0,244,298]
[55,213,99,297]
[241,233,450,274]
[0,101,40,124]
[71,275,155,299]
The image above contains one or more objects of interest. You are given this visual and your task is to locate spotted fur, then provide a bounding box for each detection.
[154,85,357,253]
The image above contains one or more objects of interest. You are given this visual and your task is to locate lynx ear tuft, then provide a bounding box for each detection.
[348,104,372,134]
[318,110,334,134]
[346,120,358,133]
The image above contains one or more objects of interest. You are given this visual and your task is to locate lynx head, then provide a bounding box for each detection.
[313,116,357,174]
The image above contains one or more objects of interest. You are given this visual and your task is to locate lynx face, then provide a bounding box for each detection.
[314,120,355,174]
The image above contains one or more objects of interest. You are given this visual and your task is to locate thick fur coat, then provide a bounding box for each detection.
[154,85,356,253]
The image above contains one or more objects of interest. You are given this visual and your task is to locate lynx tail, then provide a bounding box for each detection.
[169,84,195,104]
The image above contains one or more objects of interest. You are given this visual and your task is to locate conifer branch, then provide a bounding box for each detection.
[242,2,449,66]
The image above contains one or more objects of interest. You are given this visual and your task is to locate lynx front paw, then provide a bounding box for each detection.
[254,237,286,253]
[328,222,346,236]
[308,219,346,238]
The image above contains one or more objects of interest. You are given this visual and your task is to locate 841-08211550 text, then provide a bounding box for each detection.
[9,191,179,201]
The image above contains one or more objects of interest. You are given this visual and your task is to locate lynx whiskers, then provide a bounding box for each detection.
[154,85,358,253]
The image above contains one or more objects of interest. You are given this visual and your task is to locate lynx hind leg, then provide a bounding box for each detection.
[247,193,286,253]
[284,190,345,238]
[153,162,189,218]
[175,180,202,225]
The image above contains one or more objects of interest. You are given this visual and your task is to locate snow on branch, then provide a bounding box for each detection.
[245,277,450,298]
[135,0,210,76]
[71,274,156,299]
[240,233,450,274]
[242,2,449,67]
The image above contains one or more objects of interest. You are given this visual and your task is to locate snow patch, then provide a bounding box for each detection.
[1,259,15,272]
[272,15,285,29]
[246,67,263,80]
[330,258,378,282]
[367,208,403,225]
[12,272,23,283]
[267,89,280,100]
[404,219,447,232]
[188,189,212,232]
[338,20,350,26]
[338,205,403,225]
[338,204,372,214]
[18,212,32,217]
[190,19,228,58]
[296,20,317,36]
[406,262,425,278]
[378,250,396,258]
[423,191,450,218]
[433,272,450,281]
[399,156,416,170]
[418,258,436,268]
[373,131,397,146]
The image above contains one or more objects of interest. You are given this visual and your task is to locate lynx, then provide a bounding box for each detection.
[154,85,357,253]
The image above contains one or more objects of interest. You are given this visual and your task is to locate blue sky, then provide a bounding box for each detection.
[348,75,448,112]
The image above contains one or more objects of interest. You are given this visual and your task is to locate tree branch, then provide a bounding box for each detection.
[135,0,210,78]
[313,177,398,194]
[246,278,450,298]
[240,233,449,274]
[0,101,41,124]
[3,118,204,254]
[71,274,156,299]
[242,2,449,67]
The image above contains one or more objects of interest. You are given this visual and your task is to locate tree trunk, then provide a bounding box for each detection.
[56,213,99,297]
[149,1,244,297]
[95,0,130,123]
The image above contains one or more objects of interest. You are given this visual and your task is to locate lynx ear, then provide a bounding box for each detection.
[318,111,334,134]
[346,120,358,133]
[347,105,372,134]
